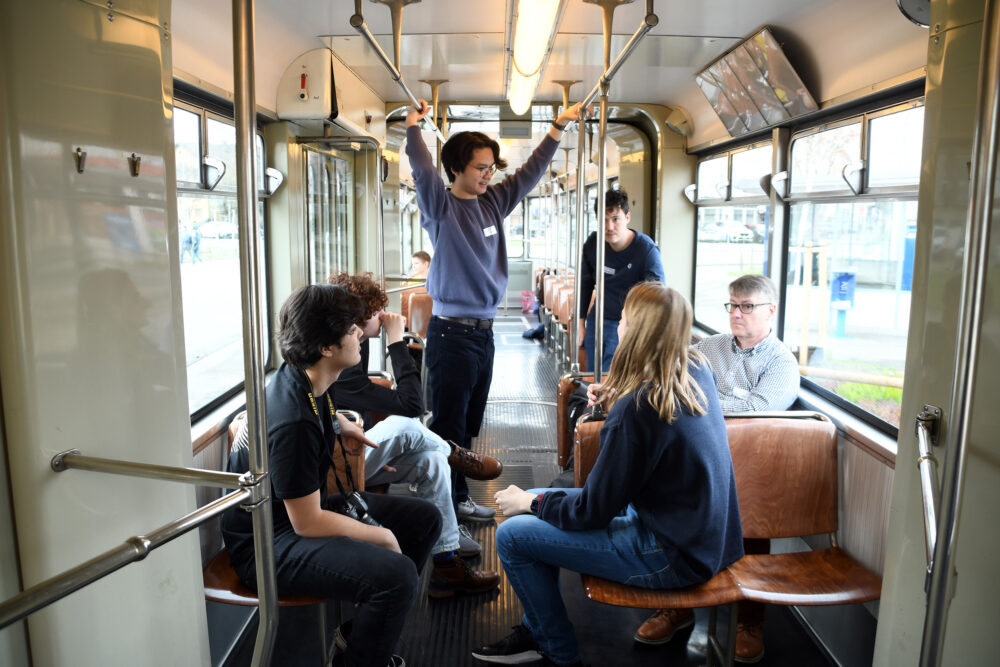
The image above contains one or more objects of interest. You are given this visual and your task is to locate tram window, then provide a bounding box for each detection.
[506,201,525,258]
[696,156,729,201]
[789,122,862,194]
[784,102,922,430]
[527,196,548,259]
[173,108,201,184]
[868,105,924,188]
[305,147,355,283]
[174,101,270,418]
[731,145,772,198]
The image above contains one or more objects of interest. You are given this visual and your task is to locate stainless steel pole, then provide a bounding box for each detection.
[579,13,657,109]
[51,450,246,489]
[569,115,588,373]
[593,85,609,382]
[349,14,447,144]
[232,1,278,664]
[921,1,1000,664]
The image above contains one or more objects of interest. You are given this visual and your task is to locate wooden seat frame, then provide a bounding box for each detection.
[572,411,882,666]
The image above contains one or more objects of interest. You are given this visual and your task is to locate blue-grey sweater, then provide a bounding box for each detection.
[405,125,559,318]
[536,361,744,585]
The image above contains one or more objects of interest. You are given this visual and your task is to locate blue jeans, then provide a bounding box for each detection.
[583,314,619,373]
[424,316,494,503]
[496,489,684,665]
[364,415,459,554]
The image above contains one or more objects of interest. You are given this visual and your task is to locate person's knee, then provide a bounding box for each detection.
[495,515,532,561]
[366,555,420,611]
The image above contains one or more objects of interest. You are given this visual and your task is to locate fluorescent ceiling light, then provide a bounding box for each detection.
[512,0,561,77]
[509,70,540,116]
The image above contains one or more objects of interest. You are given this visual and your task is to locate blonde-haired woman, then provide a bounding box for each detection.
[472,283,743,667]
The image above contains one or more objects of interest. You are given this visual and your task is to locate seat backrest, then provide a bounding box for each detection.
[368,376,394,426]
[558,375,593,467]
[573,418,604,488]
[399,285,426,323]
[727,417,838,539]
[542,274,558,306]
[409,292,433,337]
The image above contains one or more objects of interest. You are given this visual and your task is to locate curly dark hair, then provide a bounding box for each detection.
[441,131,508,183]
[278,284,363,369]
[327,272,388,323]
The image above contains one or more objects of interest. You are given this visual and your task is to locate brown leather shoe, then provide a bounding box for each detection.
[427,554,500,598]
[735,623,764,663]
[447,441,502,480]
[633,608,695,645]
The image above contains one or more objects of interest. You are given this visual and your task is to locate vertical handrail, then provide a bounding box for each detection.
[593,85,609,383]
[914,406,942,565]
[921,1,1000,665]
[570,112,588,373]
[232,1,278,665]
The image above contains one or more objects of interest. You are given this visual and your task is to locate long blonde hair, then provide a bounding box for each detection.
[604,282,707,423]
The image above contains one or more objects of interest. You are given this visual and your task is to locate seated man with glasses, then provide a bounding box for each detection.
[632,273,799,663]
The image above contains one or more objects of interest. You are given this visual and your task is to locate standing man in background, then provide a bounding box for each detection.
[409,250,431,280]
[405,98,582,521]
[579,187,665,372]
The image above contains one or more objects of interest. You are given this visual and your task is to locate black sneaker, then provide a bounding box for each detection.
[471,624,542,664]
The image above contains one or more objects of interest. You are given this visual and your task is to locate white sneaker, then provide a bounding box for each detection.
[456,498,496,523]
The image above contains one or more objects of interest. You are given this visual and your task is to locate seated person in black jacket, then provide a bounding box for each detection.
[328,272,502,599]
[471,283,743,667]
[221,284,440,667]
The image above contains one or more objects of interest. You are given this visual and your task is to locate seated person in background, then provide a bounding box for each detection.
[579,187,664,372]
[409,250,431,281]
[221,284,441,667]
[472,282,743,667]
[633,273,799,663]
[328,272,502,599]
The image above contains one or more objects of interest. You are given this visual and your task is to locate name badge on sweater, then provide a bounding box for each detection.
[603,266,616,276]
[484,225,497,237]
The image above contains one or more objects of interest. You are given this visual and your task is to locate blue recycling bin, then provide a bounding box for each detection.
[831,272,856,337]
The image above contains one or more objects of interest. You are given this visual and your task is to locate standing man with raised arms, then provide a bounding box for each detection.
[405,98,582,521]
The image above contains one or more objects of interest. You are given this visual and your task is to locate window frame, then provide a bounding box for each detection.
[173,97,272,423]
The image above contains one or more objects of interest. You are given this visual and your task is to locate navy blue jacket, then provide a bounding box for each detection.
[580,230,665,322]
[536,361,744,585]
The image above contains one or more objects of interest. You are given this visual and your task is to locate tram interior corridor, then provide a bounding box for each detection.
[213,315,832,667]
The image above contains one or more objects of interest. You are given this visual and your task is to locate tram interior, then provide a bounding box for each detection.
[2,0,999,666]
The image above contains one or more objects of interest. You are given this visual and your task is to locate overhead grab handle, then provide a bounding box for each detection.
[350,2,447,144]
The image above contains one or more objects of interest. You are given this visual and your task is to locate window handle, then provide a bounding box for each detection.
[769,170,789,199]
[841,159,865,195]
[202,156,226,191]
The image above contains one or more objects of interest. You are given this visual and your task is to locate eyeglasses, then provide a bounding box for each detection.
[471,164,497,177]
[723,302,772,314]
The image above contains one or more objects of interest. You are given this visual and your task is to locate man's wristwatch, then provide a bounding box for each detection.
[529,495,541,515]
[551,121,566,131]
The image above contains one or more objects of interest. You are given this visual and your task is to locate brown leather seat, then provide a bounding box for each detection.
[399,285,426,324]
[574,413,882,667]
[408,292,433,339]
[557,375,593,467]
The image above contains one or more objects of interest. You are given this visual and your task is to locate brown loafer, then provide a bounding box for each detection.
[447,441,503,480]
[735,623,764,663]
[633,608,695,645]
[427,554,500,598]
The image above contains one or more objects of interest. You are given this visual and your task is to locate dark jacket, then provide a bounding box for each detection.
[330,338,422,430]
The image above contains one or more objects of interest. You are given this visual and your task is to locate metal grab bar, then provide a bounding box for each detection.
[915,406,942,566]
[0,488,251,631]
[579,12,658,110]
[349,13,447,144]
[51,449,248,489]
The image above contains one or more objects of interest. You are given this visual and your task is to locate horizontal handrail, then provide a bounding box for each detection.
[385,282,426,294]
[51,449,248,489]
[721,410,831,422]
[0,487,251,631]
[579,12,658,109]
[349,13,447,144]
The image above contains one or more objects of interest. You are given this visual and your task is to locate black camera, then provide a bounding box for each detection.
[340,491,381,528]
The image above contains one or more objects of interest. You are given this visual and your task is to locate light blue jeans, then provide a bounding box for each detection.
[364,415,458,554]
[496,489,684,665]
